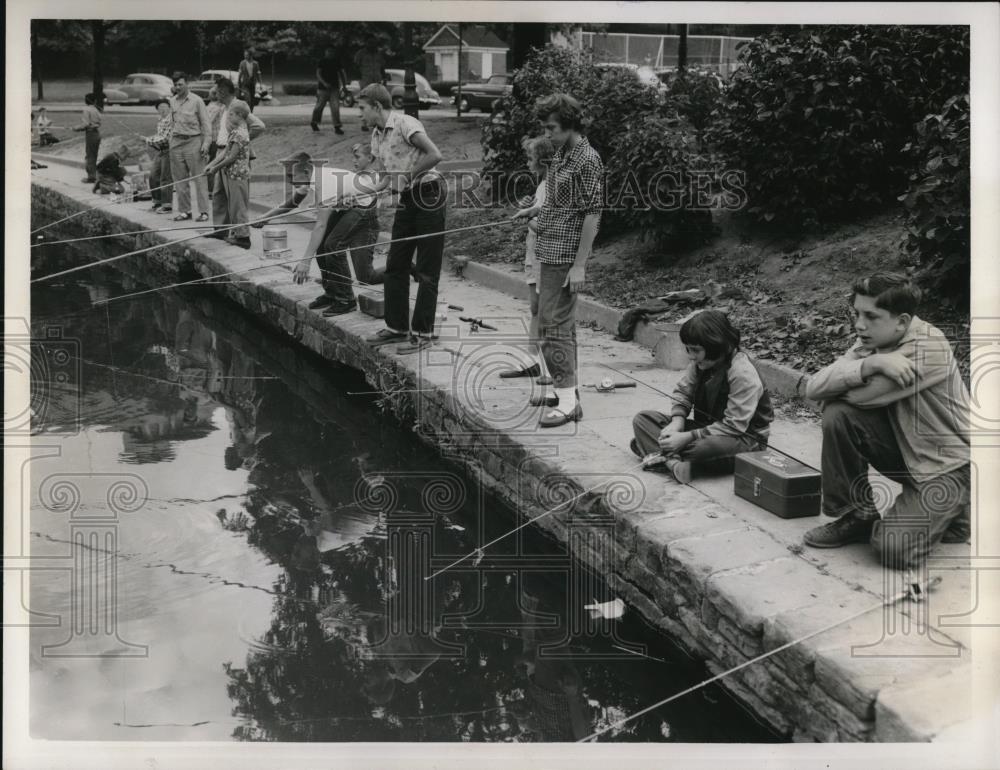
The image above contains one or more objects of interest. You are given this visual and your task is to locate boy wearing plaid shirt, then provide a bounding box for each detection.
[532,93,604,428]
[144,100,174,212]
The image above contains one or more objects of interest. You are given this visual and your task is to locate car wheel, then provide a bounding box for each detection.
[392,95,404,109]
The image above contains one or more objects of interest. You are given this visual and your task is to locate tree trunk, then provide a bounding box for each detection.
[91,20,106,110]
[678,23,688,77]
[32,29,44,101]
[510,23,547,70]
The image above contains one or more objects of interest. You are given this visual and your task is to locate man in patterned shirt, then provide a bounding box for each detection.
[532,93,605,427]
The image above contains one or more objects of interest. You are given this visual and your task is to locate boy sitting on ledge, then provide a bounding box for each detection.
[802,272,970,568]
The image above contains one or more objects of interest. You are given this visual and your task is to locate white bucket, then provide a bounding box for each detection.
[262,226,288,253]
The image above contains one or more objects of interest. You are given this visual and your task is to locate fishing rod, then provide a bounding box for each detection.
[79,219,519,307]
[32,219,319,248]
[30,204,330,284]
[599,360,821,473]
[577,574,940,741]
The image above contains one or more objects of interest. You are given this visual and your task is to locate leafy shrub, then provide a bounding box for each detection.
[282,82,317,96]
[708,25,969,227]
[899,93,969,302]
[482,45,713,250]
[660,67,725,140]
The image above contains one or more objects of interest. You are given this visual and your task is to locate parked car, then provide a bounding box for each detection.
[339,80,361,107]
[102,73,174,106]
[383,70,441,109]
[188,69,271,103]
[449,74,512,113]
[594,62,667,94]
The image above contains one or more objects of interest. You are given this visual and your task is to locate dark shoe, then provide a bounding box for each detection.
[228,236,252,249]
[529,393,559,407]
[803,515,875,549]
[366,328,409,347]
[941,514,971,544]
[308,295,335,310]
[397,336,432,355]
[539,404,583,428]
[500,363,541,379]
[536,375,553,386]
[323,302,356,317]
[157,206,172,214]
[196,212,209,222]
[311,122,319,132]
[641,452,669,472]
[204,230,228,240]
[82,177,96,183]
[173,212,193,221]
[335,126,345,135]
[629,438,642,458]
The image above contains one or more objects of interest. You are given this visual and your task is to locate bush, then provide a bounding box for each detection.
[660,67,725,140]
[708,25,970,228]
[282,82,317,96]
[899,93,969,302]
[482,45,713,250]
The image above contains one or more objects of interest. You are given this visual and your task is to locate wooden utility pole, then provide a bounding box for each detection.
[456,22,463,116]
[678,23,688,77]
[403,22,419,118]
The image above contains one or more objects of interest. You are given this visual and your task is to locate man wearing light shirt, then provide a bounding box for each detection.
[205,77,265,245]
[168,72,212,222]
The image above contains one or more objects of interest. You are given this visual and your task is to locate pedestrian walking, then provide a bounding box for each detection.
[238,47,262,112]
[167,72,212,222]
[311,45,347,134]
[73,92,102,183]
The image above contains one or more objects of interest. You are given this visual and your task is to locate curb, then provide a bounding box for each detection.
[454,259,814,400]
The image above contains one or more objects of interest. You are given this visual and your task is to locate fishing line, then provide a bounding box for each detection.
[32,218,319,248]
[30,204,328,284]
[80,219,517,307]
[576,578,933,742]
[425,458,648,581]
[599,361,821,473]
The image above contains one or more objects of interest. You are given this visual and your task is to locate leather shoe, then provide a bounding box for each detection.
[529,393,558,407]
[803,515,874,549]
[500,363,541,379]
[539,403,583,428]
[323,302,356,317]
[308,295,334,310]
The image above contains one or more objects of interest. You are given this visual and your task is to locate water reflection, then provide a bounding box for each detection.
[28,233,778,743]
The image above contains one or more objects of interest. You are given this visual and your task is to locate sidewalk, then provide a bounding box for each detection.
[30,159,974,743]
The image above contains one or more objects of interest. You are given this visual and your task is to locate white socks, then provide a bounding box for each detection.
[554,386,578,412]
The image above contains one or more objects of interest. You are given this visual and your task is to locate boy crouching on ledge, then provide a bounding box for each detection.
[802,272,970,568]
[631,310,773,484]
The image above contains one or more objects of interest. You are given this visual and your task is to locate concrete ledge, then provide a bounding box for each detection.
[32,176,973,743]
[453,259,816,401]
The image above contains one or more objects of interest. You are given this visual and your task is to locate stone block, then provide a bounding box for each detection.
[874,666,972,742]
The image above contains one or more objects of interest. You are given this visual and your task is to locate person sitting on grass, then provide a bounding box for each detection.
[631,310,773,484]
[801,272,970,568]
[256,146,384,316]
[202,102,252,249]
[502,135,556,385]
[93,148,129,195]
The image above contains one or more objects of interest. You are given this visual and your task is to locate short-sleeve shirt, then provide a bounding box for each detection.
[169,92,210,140]
[370,111,441,190]
[223,126,251,180]
[317,55,343,89]
[81,104,102,129]
[534,135,604,265]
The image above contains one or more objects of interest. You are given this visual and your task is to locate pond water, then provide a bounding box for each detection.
[26,230,778,743]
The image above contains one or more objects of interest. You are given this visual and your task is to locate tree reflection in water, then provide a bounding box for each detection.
[29,234,778,744]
